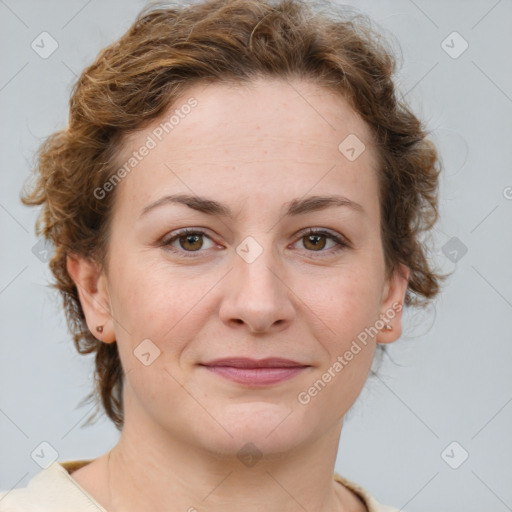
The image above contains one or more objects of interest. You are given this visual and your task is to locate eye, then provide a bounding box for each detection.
[160,228,215,257]
[294,228,349,255]
[159,227,350,259]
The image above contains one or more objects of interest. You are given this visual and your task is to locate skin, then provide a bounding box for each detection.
[66,77,410,512]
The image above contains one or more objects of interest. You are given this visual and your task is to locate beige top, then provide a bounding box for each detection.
[0,460,401,511]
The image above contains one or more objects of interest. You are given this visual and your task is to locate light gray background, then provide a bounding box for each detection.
[1,1,511,511]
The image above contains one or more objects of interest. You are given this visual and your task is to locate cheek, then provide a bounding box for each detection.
[303,264,383,333]
[108,252,217,354]
[300,273,379,411]
[295,267,383,395]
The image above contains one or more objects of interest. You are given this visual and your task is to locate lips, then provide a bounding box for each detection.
[199,358,310,386]
[201,357,309,368]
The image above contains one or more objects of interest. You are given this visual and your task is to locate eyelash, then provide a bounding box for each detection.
[159,228,350,259]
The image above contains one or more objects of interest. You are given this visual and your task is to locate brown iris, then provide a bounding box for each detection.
[179,233,203,251]
[302,233,326,251]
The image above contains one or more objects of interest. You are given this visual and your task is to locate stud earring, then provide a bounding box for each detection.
[96,325,103,333]
[383,324,392,331]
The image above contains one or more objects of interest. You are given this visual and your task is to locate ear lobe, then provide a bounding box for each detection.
[377,263,410,344]
[66,254,115,343]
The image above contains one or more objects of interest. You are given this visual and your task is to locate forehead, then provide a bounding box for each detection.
[151,77,372,150]
[119,76,376,157]
[112,77,380,220]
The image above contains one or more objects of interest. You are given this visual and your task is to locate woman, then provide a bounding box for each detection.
[0,0,444,510]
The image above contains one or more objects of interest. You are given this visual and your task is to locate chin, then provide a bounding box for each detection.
[192,401,314,459]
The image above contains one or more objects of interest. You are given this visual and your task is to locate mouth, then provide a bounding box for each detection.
[199,358,311,386]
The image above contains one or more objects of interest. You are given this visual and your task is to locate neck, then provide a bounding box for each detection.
[104,416,351,512]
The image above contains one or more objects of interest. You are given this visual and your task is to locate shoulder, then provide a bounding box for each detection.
[0,460,105,512]
[334,472,405,512]
[1,464,401,512]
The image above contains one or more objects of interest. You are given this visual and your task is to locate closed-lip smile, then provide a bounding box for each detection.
[199,358,311,386]
[201,357,309,368]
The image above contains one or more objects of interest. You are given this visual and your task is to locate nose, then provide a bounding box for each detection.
[218,243,295,334]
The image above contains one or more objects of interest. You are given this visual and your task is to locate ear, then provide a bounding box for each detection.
[66,253,116,344]
[376,262,410,344]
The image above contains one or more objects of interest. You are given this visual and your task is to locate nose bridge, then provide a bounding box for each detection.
[234,232,283,296]
[219,232,294,331]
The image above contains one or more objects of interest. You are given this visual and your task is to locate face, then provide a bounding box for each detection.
[69,77,409,457]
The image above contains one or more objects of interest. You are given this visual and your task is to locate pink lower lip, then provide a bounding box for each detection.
[202,365,308,386]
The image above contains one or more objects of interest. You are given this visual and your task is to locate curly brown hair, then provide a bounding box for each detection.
[21,0,446,431]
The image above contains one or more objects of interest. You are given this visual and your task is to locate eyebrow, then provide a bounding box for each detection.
[138,193,365,220]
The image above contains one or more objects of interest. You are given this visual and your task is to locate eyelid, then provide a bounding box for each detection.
[159,227,217,251]
[295,227,351,246]
[160,226,350,257]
